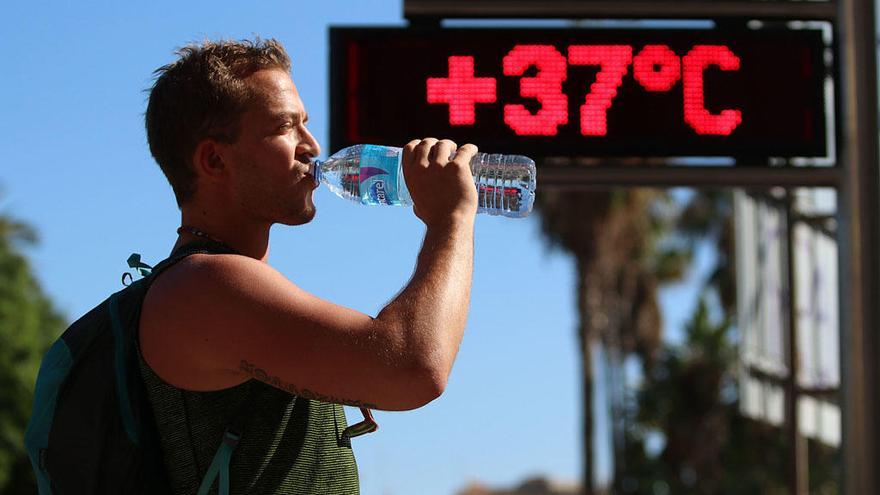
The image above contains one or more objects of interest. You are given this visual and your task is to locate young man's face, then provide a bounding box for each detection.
[221,68,321,226]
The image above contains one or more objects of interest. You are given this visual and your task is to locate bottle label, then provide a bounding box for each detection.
[359,145,402,205]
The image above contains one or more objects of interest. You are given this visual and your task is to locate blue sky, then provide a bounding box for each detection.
[1,2,708,493]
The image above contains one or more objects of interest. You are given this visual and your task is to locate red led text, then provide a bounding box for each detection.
[426,44,743,137]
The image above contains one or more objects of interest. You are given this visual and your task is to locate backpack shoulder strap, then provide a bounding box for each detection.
[107,239,241,444]
[196,382,266,495]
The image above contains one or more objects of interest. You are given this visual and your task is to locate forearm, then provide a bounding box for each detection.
[375,216,475,385]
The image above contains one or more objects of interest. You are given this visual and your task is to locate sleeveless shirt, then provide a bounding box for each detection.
[135,242,360,494]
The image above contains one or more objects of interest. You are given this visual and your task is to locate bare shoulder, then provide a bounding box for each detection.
[139,253,286,392]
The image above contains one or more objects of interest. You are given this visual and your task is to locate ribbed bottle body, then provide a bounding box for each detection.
[470,152,536,218]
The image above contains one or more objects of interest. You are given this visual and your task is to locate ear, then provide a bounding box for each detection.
[192,139,228,183]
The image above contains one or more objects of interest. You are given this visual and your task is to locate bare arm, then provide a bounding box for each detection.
[140,139,478,411]
[374,215,475,396]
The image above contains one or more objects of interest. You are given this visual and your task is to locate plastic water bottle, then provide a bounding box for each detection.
[310,144,537,218]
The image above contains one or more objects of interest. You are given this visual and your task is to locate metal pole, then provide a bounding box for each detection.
[785,201,809,495]
[836,0,880,492]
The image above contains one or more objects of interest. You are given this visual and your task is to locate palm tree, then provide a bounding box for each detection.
[535,187,689,493]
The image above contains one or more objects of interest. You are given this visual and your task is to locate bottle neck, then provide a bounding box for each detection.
[309,160,322,185]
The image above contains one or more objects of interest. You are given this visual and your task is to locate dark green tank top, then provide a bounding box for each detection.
[135,241,360,495]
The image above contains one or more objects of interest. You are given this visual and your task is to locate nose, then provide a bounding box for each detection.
[299,125,321,159]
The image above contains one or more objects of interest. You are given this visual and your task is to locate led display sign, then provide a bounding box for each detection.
[329,26,832,160]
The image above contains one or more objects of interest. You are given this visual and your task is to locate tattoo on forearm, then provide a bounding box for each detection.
[239,360,378,409]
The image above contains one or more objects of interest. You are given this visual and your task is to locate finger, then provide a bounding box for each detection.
[414,137,438,168]
[451,143,479,167]
[429,139,458,166]
[402,139,421,168]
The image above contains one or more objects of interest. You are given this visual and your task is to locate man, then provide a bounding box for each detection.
[139,38,478,493]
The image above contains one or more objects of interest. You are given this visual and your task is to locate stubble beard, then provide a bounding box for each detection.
[283,197,316,226]
[238,174,316,227]
[270,184,316,226]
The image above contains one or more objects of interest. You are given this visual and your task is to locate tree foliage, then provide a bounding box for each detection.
[0,209,67,494]
[620,298,790,494]
[537,188,840,493]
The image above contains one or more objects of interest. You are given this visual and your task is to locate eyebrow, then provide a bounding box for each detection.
[275,111,309,124]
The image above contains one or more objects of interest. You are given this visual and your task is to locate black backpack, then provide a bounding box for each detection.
[24,240,245,494]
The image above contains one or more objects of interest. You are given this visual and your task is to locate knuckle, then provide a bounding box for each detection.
[403,143,419,160]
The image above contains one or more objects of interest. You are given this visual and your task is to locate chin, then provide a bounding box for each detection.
[281,205,316,226]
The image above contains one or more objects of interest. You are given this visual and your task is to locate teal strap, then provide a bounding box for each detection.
[127,253,153,276]
[108,292,139,444]
[122,253,153,286]
[197,429,241,495]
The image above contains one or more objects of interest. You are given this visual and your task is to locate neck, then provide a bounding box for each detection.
[174,207,271,262]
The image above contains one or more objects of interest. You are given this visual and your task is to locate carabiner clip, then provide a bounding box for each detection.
[342,407,378,439]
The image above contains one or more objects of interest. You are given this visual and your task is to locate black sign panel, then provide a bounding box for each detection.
[329,26,831,160]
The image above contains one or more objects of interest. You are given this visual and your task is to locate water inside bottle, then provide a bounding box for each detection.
[472,154,536,218]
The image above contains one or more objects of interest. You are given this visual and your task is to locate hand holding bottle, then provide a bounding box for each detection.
[401,138,479,227]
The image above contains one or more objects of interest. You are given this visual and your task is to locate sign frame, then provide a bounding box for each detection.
[402,0,838,21]
[329,21,838,166]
